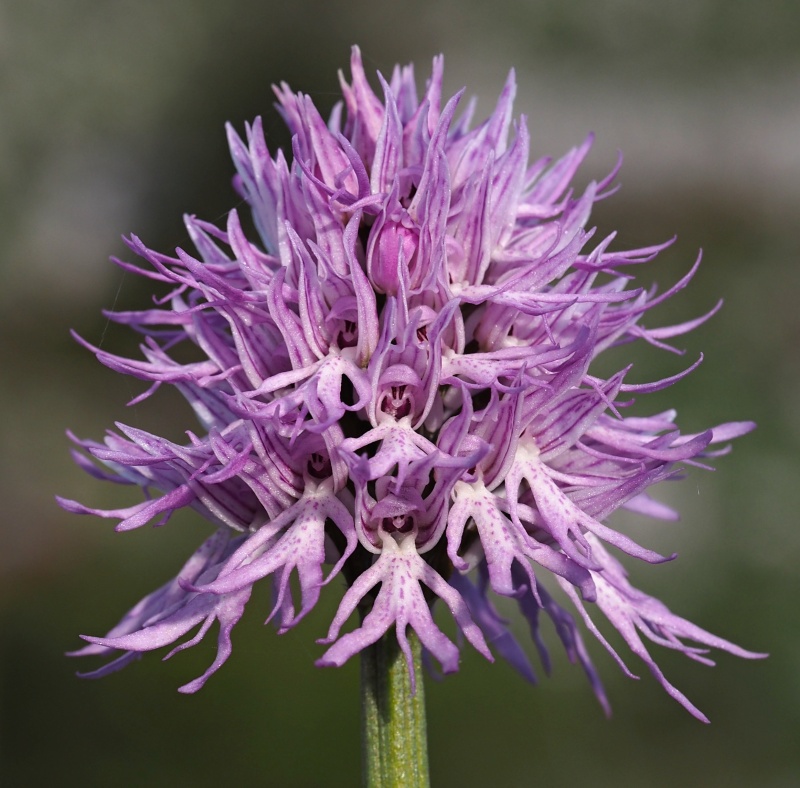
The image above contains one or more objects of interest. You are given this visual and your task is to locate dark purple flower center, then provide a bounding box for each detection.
[336,320,358,349]
[307,452,332,480]
[382,514,415,534]
[380,385,412,419]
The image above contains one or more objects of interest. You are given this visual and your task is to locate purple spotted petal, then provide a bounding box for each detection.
[317,531,492,690]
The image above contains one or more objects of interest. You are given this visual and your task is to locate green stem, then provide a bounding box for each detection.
[360,629,430,788]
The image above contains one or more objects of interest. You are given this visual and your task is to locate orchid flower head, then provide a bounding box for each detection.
[59,46,763,721]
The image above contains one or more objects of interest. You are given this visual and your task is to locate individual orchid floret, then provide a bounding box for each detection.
[69,529,251,693]
[317,528,493,692]
[61,46,763,721]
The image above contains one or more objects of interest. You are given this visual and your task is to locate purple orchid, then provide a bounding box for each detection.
[59,47,764,721]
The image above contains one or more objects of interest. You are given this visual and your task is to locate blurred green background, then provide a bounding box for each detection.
[1,1,797,785]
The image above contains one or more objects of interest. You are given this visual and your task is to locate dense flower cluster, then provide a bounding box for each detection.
[60,47,763,721]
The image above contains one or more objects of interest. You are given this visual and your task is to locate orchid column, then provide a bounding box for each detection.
[60,46,763,784]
